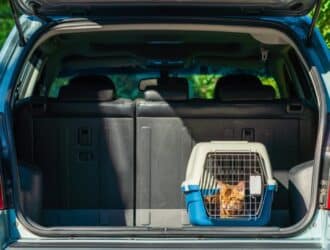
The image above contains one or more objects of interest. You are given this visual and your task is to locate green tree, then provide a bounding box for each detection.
[310,0,330,47]
[0,0,13,47]
[188,75,219,99]
[316,0,330,46]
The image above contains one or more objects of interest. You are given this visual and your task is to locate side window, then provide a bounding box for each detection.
[288,49,315,102]
[15,55,44,100]
[283,64,298,99]
[15,62,32,100]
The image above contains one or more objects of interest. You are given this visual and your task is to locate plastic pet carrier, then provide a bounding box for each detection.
[182,141,277,226]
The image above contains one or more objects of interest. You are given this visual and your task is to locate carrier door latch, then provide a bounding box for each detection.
[242,128,255,141]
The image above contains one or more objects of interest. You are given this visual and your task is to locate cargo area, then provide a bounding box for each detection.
[11,27,319,231]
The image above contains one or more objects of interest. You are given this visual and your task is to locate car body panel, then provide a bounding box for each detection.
[3,209,327,249]
[0,13,329,249]
[0,211,10,250]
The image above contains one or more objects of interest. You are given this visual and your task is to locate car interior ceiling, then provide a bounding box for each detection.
[13,30,318,229]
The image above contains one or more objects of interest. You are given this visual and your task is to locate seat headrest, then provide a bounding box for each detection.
[59,75,116,101]
[144,77,189,101]
[215,74,275,101]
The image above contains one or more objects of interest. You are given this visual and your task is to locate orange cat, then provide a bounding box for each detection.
[218,181,245,217]
[204,194,220,204]
[204,181,245,218]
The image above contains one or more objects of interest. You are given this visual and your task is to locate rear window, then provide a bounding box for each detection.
[48,72,281,100]
[48,74,142,99]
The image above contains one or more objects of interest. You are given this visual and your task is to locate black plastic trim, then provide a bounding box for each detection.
[15,0,317,17]
[8,0,26,46]
[306,0,322,45]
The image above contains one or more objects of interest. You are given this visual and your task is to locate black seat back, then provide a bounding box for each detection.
[215,74,276,101]
[135,75,316,227]
[15,75,135,226]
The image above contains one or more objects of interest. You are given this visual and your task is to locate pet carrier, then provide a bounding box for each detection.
[181,141,277,226]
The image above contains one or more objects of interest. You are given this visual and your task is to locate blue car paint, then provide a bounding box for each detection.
[183,184,276,226]
[0,14,328,249]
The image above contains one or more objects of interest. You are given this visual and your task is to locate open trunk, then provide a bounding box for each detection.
[11,22,320,234]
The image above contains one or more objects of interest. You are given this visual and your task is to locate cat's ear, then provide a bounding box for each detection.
[236,181,245,192]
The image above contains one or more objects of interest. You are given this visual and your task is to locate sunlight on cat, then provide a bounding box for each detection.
[204,181,245,218]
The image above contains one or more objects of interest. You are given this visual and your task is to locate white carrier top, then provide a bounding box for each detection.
[182,141,277,190]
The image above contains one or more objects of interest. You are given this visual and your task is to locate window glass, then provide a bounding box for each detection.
[15,59,41,100]
[48,74,142,99]
[288,49,315,101]
[111,75,142,99]
[48,77,70,98]
[49,71,281,100]
[187,74,220,99]
[258,76,281,99]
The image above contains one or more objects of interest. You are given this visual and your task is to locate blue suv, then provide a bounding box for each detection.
[0,0,329,249]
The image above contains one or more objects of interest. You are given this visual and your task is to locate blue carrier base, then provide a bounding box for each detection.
[183,185,276,226]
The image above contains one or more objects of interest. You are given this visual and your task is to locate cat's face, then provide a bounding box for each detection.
[218,181,245,217]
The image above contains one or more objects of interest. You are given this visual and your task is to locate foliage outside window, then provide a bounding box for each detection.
[187,75,219,99]
[1,0,327,100]
[50,73,280,100]
[0,0,14,47]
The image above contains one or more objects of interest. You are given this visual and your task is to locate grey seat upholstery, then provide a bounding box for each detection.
[14,75,135,226]
[135,75,317,227]
[135,78,193,227]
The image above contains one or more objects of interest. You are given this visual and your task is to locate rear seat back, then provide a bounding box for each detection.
[14,75,135,226]
[136,78,192,227]
[135,75,317,227]
[14,74,317,228]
